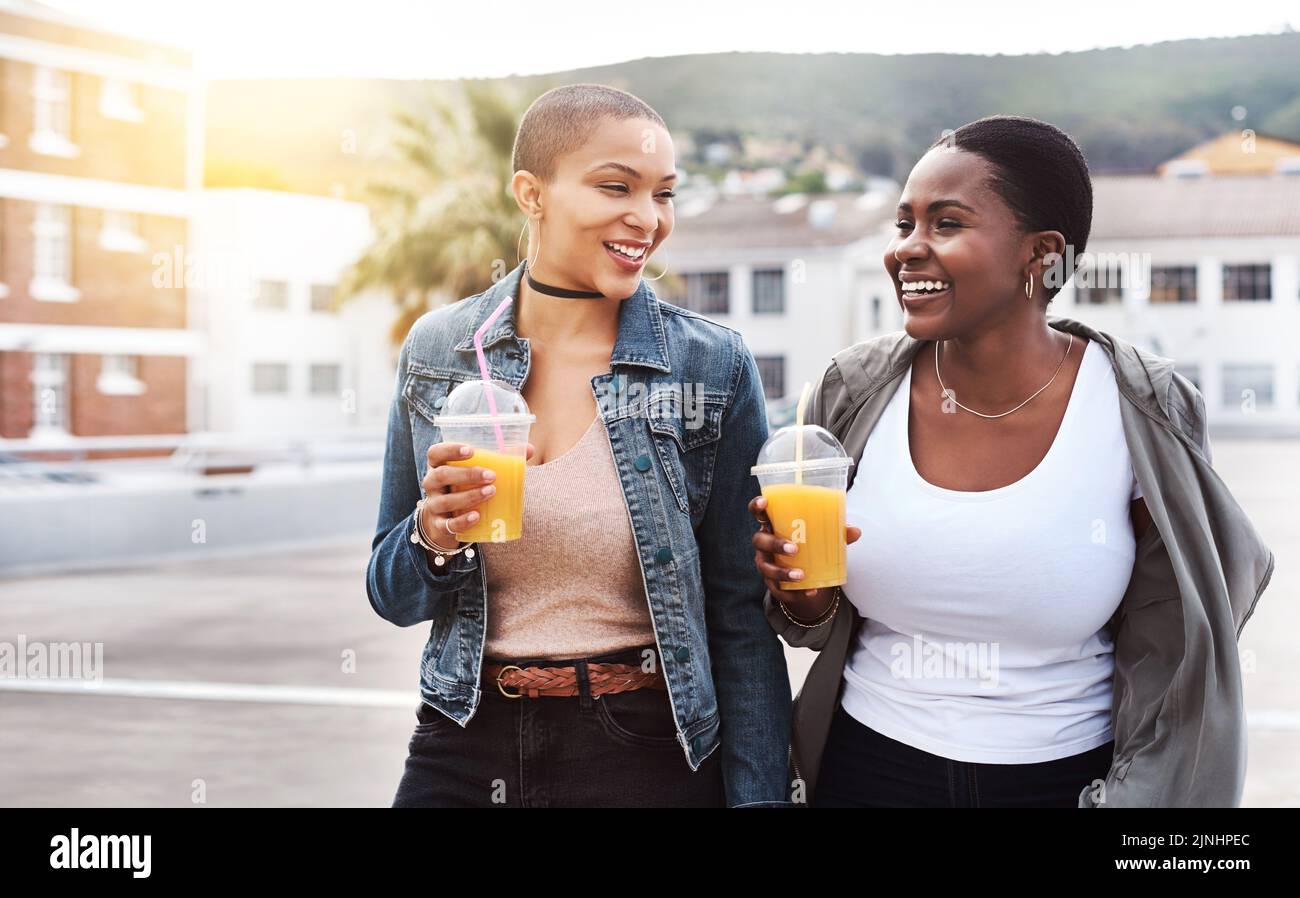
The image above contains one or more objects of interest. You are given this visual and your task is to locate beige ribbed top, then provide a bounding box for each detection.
[480,414,656,660]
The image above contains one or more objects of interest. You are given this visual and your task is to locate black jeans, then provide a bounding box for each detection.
[391,643,725,807]
[814,704,1114,808]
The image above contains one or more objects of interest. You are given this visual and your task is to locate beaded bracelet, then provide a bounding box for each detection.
[410,497,476,567]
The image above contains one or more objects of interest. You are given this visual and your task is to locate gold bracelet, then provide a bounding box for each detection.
[778,586,839,628]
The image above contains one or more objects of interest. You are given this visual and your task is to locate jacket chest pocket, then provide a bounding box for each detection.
[404,371,466,485]
[646,391,726,519]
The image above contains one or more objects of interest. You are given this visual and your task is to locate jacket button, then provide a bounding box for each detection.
[675,645,690,663]
[655,547,673,564]
[434,396,446,409]
[634,454,652,472]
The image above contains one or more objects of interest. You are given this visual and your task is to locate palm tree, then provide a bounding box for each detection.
[339,82,526,348]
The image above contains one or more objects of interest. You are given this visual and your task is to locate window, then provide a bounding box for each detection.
[753,355,785,400]
[1221,363,1273,409]
[30,66,78,157]
[1076,282,1123,304]
[31,203,78,300]
[1222,264,1271,302]
[310,283,336,313]
[1148,265,1197,304]
[255,280,290,310]
[31,352,70,432]
[252,363,290,394]
[674,271,729,315]
[752,268,785,314]
[1073,255,1123,304]
[310,364,341,395]
[97,354,145,395]
[100,209,145,253]
[100,78,143,122]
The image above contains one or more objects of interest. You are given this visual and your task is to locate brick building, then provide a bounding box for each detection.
[0,0,202,458]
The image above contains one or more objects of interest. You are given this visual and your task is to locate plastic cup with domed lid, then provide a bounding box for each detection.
[433,378,535,543]
[750,387,853,590]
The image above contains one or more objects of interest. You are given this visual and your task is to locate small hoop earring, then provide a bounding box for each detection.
[1025,273,1035,299]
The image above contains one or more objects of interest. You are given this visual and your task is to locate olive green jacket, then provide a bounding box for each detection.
[764,316,1276,807]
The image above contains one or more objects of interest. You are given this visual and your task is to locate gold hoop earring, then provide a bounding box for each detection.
[643,260,669,282]
[516,218,541,271]
[1025,273,1034,299]
[515,220,528,266]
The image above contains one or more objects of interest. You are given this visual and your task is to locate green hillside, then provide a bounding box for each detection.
[204,31,1300,197]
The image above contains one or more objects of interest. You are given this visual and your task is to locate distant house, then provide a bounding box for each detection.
[1156,131,1300,177]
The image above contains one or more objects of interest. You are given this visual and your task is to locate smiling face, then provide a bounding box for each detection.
[884,146,1051,340]
[517,116,676,299]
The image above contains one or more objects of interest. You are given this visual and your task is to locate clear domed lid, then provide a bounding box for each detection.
[433,379,536,426]
[750,424,851,476]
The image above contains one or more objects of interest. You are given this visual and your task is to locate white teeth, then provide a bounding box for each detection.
[901,279,949,293]
[606,242,645,259]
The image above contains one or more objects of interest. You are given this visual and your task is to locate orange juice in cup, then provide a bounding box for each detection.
[751,422,853,591]
[445,446,526,542]
[434,379,535,543]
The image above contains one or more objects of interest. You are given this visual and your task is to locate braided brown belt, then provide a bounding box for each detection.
[483,661,666,699]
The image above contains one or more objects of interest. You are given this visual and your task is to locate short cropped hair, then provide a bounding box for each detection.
[929,115,1093,303]
[511,83,666,183]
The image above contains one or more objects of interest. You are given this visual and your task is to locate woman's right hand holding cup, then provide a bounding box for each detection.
[748,494,860,623]
[420,441,533,551]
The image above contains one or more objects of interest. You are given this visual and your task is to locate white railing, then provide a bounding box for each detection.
[0,431,386,471]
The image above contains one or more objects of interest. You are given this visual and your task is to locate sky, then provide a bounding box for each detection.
[39,0,1300,80]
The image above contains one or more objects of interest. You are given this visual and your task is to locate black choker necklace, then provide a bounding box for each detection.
[523,262,604,299]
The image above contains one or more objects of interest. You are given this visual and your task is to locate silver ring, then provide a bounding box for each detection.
[442,516,456,536]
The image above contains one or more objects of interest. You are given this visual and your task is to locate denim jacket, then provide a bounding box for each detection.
[366,260,793,807]
[764,316,1276,807]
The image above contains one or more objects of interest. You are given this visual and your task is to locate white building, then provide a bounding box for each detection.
[1051,171,1300,436]
[191,189,397,437]
[660,187,898,424]
[664,154,1300,437]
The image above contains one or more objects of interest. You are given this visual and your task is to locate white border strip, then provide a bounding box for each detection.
[0,168,194,216]
[0,322,203,355]
[0,676,416,708]
[0,32,194,89]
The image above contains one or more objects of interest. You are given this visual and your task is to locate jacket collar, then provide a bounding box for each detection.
[839,316,1176,426]
[452,260,672,373]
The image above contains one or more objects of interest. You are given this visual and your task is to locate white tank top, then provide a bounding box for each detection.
[840,338,1142,763]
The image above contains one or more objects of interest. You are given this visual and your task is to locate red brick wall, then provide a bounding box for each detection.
[0,57,190,189]
[0,12,194,458]
[0,349,32,437]
[0,197,189,328]
[0,349,187,457]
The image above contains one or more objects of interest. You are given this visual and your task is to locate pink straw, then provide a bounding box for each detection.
[473,294,515,452]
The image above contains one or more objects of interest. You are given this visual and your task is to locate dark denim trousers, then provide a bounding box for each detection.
[391,643,725,808]
[814,703,1114,808]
